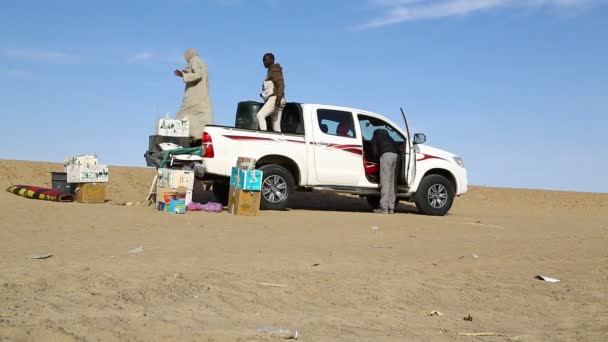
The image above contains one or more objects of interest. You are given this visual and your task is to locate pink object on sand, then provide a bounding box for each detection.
[187,202,223,213]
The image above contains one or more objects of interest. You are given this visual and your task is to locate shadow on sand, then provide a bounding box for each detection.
[193,186,419,214]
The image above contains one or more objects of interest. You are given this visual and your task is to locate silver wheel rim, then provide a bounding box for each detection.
[262,175,287,203]
[427,184,448,209]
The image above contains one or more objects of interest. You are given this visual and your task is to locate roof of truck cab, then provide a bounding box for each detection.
[299,103,381,116]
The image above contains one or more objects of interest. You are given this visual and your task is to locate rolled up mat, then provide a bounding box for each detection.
[7,185,74,202]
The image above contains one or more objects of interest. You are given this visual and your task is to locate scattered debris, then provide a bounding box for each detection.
[432,263,439,267]
[244,281,286,287]
[128,246,144,255]
[472,254,479,259]
[429,310,444,316]
[254,326,299,340]
[115,201,136,206]
[311,263,320,267]
[370,225,380,233]
[173,272,184,279]
[370,245,393,249]
[458,332,509,337]
[458,256,465,259]
[446,222,505,229]
[463,314,473,321]
[31,253,53,260]
[535,275,560,283]
[409,235,416,238]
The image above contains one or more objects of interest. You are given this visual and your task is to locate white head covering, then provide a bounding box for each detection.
[184,48,198,62]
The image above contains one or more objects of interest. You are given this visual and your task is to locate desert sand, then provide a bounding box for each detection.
[0,159,607,341]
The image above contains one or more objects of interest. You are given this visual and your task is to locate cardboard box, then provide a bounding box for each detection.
[156,186,192,207]
[230,167,263,191]
[236,157,256,170]
[227,186,261,216]
[64,155,98,171]
[75,183,106,203]
[67,164,109,183]
[157,168,194,190]
[159,199,186,214]
[157,119,190,137]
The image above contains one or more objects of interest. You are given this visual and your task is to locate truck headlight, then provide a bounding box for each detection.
[453,157,465,168]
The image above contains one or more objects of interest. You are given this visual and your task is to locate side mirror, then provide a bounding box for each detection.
[413,133,426,145]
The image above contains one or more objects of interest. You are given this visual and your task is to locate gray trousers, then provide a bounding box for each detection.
[380,152,398,211]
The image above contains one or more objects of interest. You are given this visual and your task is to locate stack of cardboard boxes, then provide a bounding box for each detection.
[228,157,263,216]
[145,118,191,167]
[65,155,109,203]
[152,118,196,214]
[156,168,194,214]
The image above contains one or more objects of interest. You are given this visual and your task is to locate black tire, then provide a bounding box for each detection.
[365,195,400,210]
[414,174,455,216]
[259,164,295,210]
[212,182,230,206]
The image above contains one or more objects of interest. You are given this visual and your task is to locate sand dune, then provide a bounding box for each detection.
[0,159,607,341]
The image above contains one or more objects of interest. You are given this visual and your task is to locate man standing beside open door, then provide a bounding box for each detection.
[371,128,399,214]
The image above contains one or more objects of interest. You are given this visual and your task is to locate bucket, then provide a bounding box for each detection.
[235,101,265,130]
[50,172,75,194]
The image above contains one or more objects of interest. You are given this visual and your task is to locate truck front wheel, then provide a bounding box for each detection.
[414,174,455,216]
[259,164,295,210]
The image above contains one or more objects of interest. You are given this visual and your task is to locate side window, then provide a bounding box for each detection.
[317,109,356,138]
[358,115,405,143]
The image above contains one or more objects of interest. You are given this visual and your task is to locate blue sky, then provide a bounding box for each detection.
[1,0,607,192]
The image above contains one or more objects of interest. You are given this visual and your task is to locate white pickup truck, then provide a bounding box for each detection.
[199,102,468,215]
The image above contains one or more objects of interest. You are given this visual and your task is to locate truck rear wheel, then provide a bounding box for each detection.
[259,164,295,210]
[414,174,455,216]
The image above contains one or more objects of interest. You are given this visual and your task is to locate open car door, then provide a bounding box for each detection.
[400,108,416,187]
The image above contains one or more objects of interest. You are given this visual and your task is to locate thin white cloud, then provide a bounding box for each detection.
[361,0,603,28]
[0,47,79,64]
[0,68,35,80]
[129,51,155,63]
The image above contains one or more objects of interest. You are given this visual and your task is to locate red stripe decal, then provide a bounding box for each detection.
[417,154,445,162]
[343,148,363,156]
[224,135,273,141]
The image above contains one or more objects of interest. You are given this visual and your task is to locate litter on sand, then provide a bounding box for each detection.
[128,246,144,255]
[31,253,53,260]
[370,225,380,233]
[463,314,473,321]
[458,332,508,337]
[253,326,299,339]
[445,222,505,229]
[186,202,223,212]
[429,310,444,316]
[244,281,286,287]
[370,245,393,249]
[535,275,560,283]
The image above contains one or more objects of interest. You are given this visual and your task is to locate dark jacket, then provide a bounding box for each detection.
[371,129,398,162]
[266,63,285,102]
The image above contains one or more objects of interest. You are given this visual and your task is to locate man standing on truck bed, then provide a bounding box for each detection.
[174,48,214,145]
[371,129,399,214]
[256,53,286,133]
